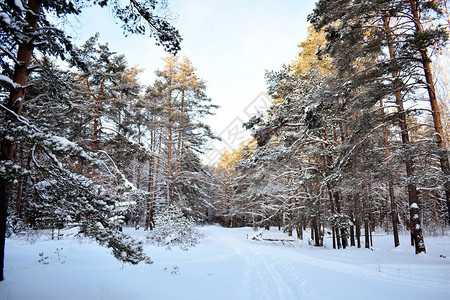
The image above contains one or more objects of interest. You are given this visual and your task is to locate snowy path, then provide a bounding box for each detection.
[208,230,302,299]
[198,227,450,300]
[1,226,450,300]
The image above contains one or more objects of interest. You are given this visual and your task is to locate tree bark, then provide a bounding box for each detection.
[383,15,426,254]
[167,87,173,206]
[148,159,153,230]
[349,221,355,247]
[135,127,142,230]
[364,219,370,249]
[356,216,361,248]
[146,123,156,231]
[349,211,355,247]
[332,190,348,249]
[0,0,42,281]
[327,185,337,249]
[175,88,185,178]
[313,216,320,246]
[409,0,450,225]
[296,219,303,240]
[15,145,24,218]
[332,226,337,249]
[151,132,163,229]
[84,76,102,178]
[1,0,42,280]
[379,98,400,247]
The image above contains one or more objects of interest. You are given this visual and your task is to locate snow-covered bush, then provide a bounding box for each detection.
[148,205,204,250]
[6,216,27,238]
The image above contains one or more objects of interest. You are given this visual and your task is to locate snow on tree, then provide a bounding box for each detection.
[0,0,181,281]
[144,55,218,219]
[148,205,203,250]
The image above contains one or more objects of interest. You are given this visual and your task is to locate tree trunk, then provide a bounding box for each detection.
[340,228,347,249]
[154,133,162,211]
[327,185,337,249]
[15,145,24,218]
[296,220,303,240]
[364,219,370,249]
[388,179,400,247]
[175,88,185,178]
[335,227,341,249]
[350,215,355,247]
[134,166,141,229]
[86,76,101,178]
[383,15,426,254]
[145,136,156,232]
[146,155,155,232]
[332,226,337,249]
[167,88,173,206]
[135,128,142,230]
[0,179,11,282]
[379,98,400,247]
[409,0,450,225]
[313,216,320,247]
[333,191,347,249]
[369,209,374,247]
[388,175,400,247]
[356,216,361,249]
[0,0,42,281]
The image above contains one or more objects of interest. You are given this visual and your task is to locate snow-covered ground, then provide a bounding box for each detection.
[1,226,449,300]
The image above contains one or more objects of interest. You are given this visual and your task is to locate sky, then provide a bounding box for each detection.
[66,0,318,164]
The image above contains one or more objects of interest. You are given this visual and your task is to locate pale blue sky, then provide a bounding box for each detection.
[68,0,317,162]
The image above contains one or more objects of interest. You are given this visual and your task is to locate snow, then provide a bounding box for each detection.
[50,136,78,151]
[0,75,23,89]
[48,135,91,160]
[14,0,25,11]
[411,203,419,209]
[0,12,12,25]
[1,226,450,300]
[248,230,264,240]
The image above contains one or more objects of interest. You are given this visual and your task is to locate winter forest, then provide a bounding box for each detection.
[1,1,450,299]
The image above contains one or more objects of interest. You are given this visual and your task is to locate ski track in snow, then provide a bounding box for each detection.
[209,233,300,300]
[202,227,450,299]
[1,226,450,300]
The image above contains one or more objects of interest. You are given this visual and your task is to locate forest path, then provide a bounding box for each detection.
[198,226,450,300]
[207,229,305,300]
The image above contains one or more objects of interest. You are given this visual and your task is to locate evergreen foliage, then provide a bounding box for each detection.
[208,1,450,254]
[0,0,184,281]
[149,205,204,250]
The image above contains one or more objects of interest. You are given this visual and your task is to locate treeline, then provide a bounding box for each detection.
[1,39,218,229]
[5,41,216,231]
[211,0,450,253]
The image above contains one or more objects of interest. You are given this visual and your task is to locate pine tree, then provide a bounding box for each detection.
[0,0,181,280]
[407,0,450,225]
[148,55,218,216]
[307,0,447,254]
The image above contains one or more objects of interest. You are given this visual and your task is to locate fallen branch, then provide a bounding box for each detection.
[247,231,296,245]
